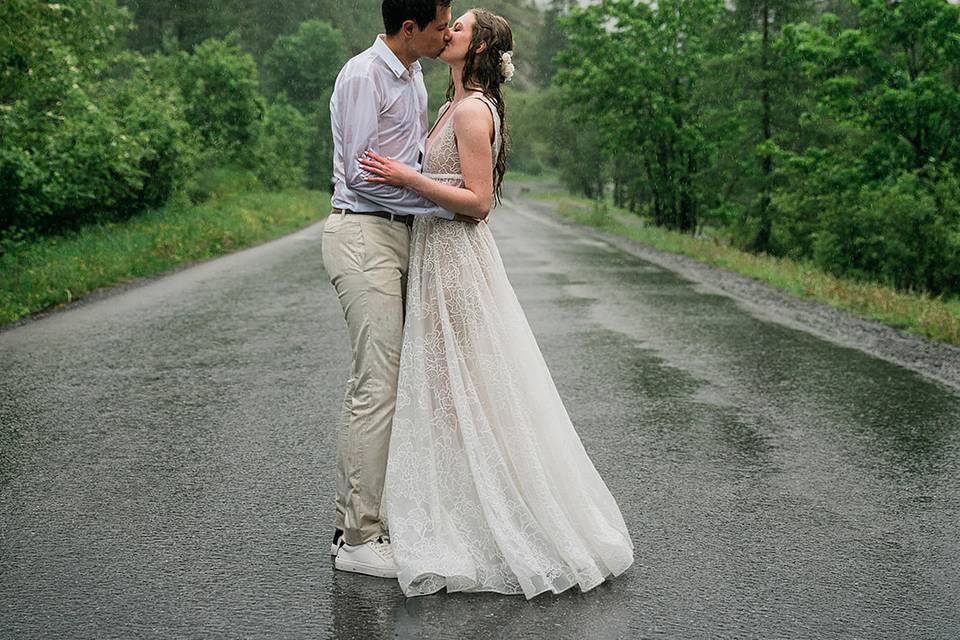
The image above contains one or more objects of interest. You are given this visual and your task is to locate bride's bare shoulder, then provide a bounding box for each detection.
[452,97,495,142]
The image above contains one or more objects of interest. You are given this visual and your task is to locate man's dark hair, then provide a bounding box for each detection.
[382,0,451,36]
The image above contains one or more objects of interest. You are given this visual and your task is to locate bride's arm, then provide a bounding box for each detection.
[360,99,495,221]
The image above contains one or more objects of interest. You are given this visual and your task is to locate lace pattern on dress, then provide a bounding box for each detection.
[422,95,502,186]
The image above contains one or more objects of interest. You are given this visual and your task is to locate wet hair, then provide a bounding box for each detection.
[446,9,513,205]
[382,0,452,35]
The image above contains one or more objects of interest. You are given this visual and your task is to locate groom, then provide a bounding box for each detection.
[321,0,454,578]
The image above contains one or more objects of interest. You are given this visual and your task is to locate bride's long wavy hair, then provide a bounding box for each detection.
[445,9,513,205]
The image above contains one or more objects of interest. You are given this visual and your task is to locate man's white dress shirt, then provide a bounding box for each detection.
[330,36,454,219]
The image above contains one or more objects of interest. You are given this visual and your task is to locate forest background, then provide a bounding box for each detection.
[2,0,959,325]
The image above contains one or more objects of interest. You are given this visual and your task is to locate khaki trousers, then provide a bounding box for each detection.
[321,210,410,546]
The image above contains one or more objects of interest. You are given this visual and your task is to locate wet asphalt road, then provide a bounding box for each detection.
[2,192,959,640]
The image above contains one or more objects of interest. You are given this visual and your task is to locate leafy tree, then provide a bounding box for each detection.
[531,0,575,84]
[775,0,960,292]
[556,0,724,231]
[261,19,349,113]
[226,0,352,59]
[260,20,349,190]
[121,0,382,58]
[806,1,960,174]
[730,0,815,252]
[120,0,235,52]
[516,86,607,194]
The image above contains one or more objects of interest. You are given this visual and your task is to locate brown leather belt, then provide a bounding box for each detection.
[332,207,413,227]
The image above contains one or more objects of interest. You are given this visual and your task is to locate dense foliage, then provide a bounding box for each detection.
[4,0,958,298]
[1,1,193,232]
[0,0,318,235]
[549,0,960,295]
[1,0,544,239]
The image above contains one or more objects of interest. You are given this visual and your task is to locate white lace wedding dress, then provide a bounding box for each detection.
[384,95,634,599]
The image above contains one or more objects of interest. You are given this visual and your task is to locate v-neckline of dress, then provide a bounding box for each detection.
[426,93,487,152]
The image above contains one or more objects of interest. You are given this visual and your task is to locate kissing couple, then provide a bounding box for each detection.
[320,0,634,599]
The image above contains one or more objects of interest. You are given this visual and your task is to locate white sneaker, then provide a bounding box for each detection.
[334,536,397,579]
[330,528,343,556]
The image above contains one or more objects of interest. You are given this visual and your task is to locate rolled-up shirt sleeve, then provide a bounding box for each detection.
[337,76,454,219]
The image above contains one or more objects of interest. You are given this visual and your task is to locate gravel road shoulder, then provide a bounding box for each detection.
[512,191,960,395]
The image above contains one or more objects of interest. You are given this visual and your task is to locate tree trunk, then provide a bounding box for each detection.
[681,151,697,233]
[753,0,774,252]
[644,156,663,225]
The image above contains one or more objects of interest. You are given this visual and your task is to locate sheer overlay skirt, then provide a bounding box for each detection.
[384,214,634,599]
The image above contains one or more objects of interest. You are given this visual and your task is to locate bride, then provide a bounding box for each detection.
[359,8,634,599]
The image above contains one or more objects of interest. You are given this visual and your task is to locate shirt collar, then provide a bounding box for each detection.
[373,35,421,80]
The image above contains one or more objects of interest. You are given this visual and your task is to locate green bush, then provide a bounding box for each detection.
[175,38,264,164]
[813,171,960,293]
[770,143,864,261]
[107,64,198,211]
[0,1,196,233]
[254,96,311,190]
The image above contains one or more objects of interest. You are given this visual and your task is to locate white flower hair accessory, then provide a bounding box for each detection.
[500,50,515,82]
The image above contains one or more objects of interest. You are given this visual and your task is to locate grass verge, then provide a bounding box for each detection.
[1,186,325,327]
[520,185,960,347]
